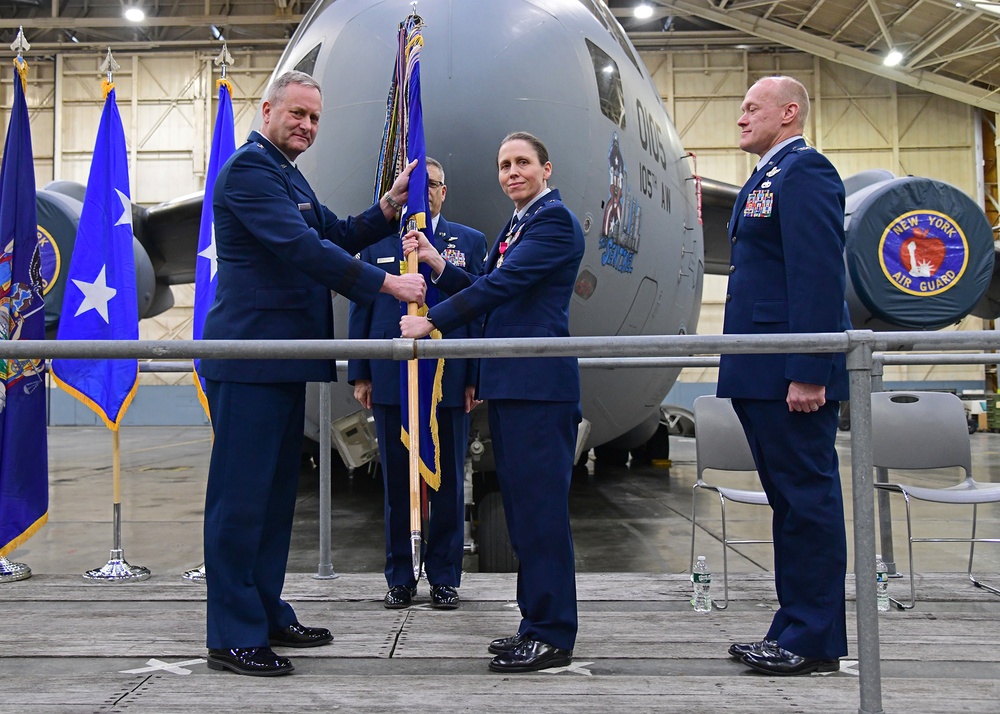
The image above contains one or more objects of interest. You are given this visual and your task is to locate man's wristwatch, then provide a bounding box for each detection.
[383,192,402,212]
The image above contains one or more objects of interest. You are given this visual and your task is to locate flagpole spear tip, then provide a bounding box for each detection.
[214,43,235,80]
[10,26,29,59]
[99,47,120,84]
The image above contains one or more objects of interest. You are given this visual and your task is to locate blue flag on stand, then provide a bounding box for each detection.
[0,58,49,555]
[50,84,138,429]
[192,79,235,419]
[390,16,444,491]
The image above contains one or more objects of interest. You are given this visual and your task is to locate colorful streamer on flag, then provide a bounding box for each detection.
[375,13,443,490]
[0,57,49,555]
[192,79,235,419]
[50,82,138,430]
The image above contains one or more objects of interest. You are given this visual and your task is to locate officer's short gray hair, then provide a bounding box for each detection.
[426,156,444,182]
[264,70,322,106]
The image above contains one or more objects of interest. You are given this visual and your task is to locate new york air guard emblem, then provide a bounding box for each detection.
[878,210,968,296]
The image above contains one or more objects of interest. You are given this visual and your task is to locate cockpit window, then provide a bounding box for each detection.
[587,39,626,129]
[578,0,642,72]
[293,44,322,76]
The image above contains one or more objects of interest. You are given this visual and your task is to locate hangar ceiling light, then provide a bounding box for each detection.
[634,3,653,20]
[124,7,145,23]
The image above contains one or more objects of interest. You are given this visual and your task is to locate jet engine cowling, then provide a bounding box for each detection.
[35,182,166,337]
[843,171,995,330]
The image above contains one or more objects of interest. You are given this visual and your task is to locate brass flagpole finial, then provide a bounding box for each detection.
[99,48,120,98]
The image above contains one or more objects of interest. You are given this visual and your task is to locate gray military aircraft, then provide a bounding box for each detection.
[33,0,997,568]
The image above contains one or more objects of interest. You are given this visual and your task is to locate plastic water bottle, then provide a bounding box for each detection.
[692,555,712,612]
[875,553,889,612]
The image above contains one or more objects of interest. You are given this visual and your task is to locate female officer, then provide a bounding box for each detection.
[400,132,585,673]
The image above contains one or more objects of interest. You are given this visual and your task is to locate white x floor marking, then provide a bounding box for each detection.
[816,659,859,676]
[541,661,594,675]
[121,658,206,675]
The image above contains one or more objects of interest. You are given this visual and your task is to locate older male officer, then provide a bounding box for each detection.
[349,157,487,610]
[718,75,851,676]
[200,70,425,677]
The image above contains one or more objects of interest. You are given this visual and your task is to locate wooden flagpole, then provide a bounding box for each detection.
[406,248,422,582]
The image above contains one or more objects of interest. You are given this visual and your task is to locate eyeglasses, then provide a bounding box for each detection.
[427,180,445,189]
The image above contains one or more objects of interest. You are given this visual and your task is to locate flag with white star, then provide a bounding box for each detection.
[192,80,235,420]
[51,86,138,430]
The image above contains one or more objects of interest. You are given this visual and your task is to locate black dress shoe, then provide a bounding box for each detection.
[741,643,839,676]
[430,584,460,610]
[488,638,573,673]
[269,621,333,648]
[206,647,294,677]
[728,639,777,659]
[383,585,417,609]
[488,632,526,655]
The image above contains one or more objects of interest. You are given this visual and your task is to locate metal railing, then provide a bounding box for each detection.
[8,328,1000,714]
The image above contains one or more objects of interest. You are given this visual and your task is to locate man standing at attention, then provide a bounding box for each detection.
[199,70,425,677]
[349,156,487,610]
[718,75,851,676]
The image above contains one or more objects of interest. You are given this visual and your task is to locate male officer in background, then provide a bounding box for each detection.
[717,75,850,676]
[350,157,487,610]
[200,70,425,677]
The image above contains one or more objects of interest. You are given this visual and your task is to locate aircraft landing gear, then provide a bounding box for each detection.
[475,491,517,573]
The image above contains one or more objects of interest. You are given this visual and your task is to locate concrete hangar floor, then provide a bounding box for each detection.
[1,426,999,711]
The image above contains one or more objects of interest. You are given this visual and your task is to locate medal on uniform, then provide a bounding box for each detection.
[496,225,522,268]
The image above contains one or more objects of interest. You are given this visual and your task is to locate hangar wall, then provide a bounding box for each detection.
[2,46,991,400]
[1,49,283,391]
[639,48,992,392]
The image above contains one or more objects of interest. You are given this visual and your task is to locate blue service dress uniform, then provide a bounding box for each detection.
[199,131,396,650]
[348,216,487,590]
[427,189,585,651]
[717,138,851,660]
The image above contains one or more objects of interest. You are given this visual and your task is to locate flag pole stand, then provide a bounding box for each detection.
[84,430,150,582]
[0,556,31,582]
[182,563,206,581]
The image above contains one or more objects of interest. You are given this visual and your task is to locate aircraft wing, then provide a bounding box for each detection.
[135,191,203,286]
[699,177,740,275]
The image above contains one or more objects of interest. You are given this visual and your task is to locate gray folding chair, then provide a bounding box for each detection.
[871,391,1000,609]
[690,395,771,610]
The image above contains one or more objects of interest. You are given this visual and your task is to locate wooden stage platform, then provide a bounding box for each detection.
[2,571,998,713]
